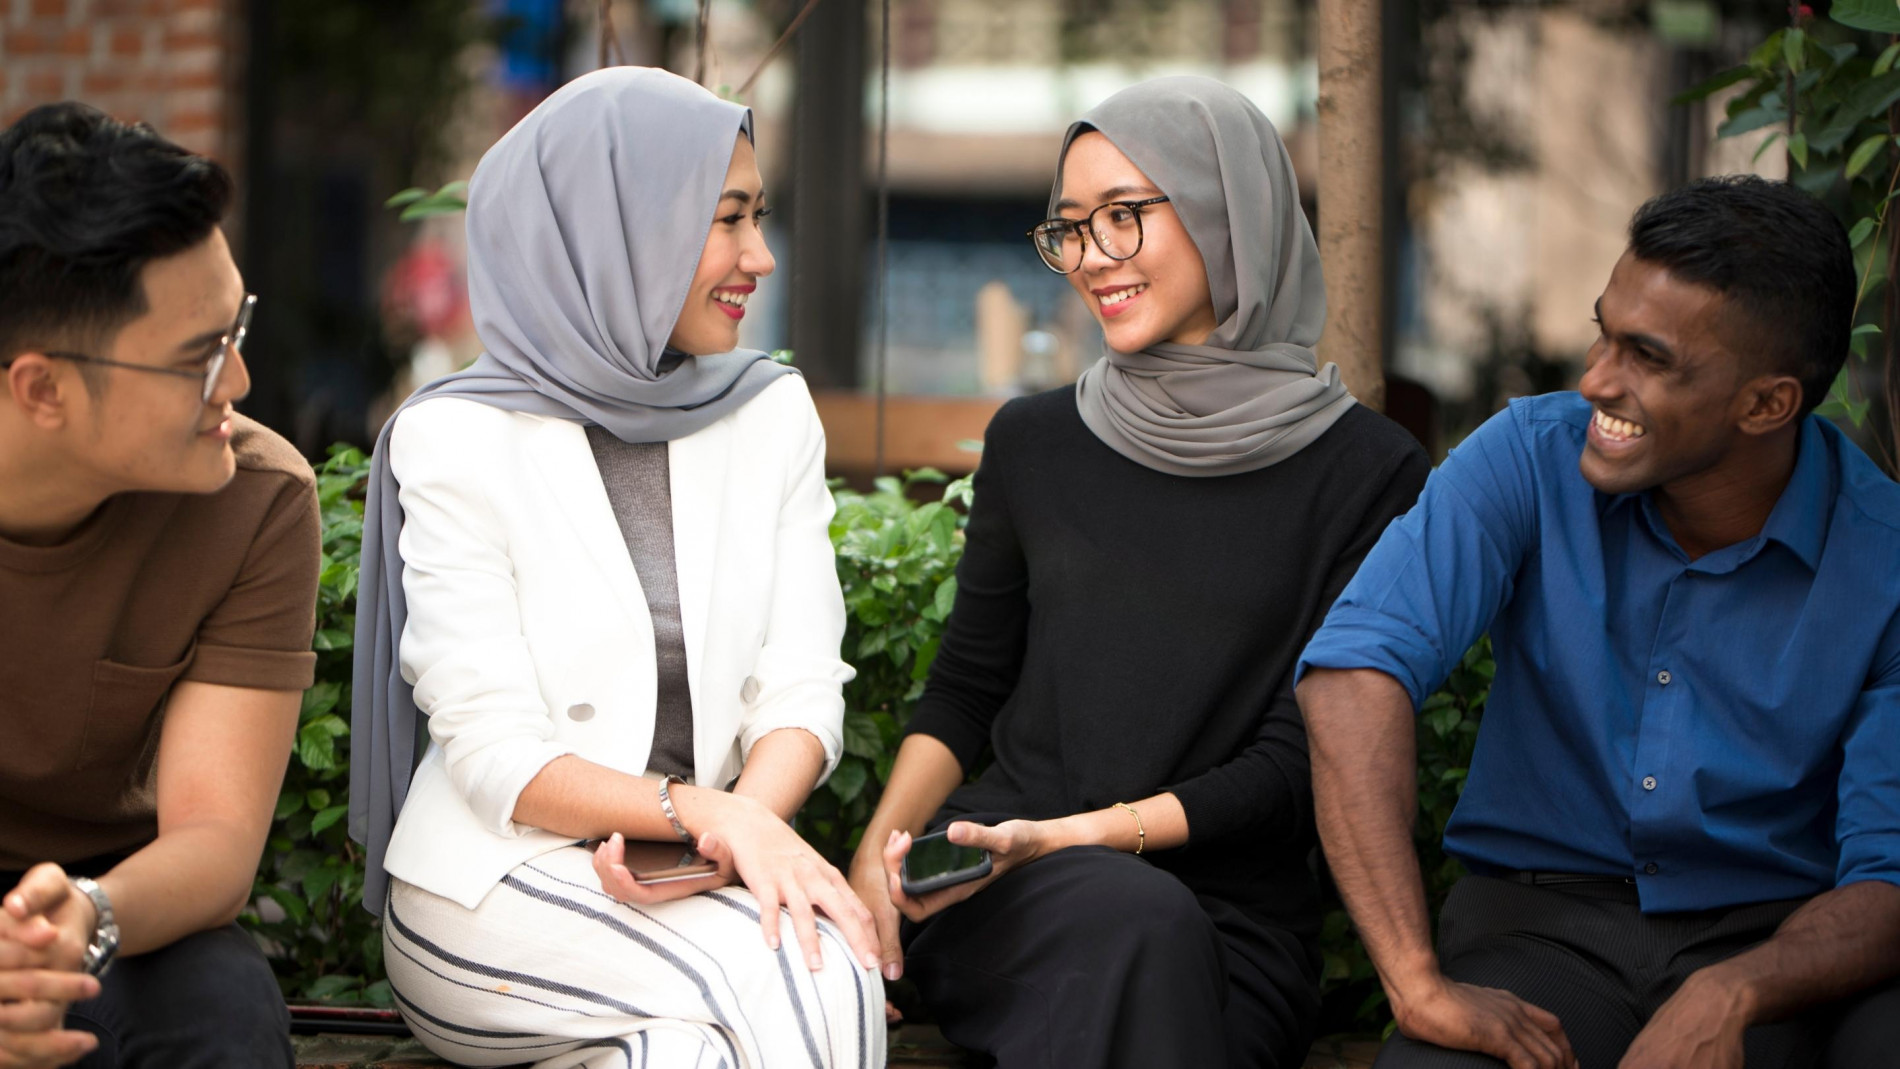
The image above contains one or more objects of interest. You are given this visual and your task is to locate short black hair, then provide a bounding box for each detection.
[1627,174,1854,418]
[0,102,233,370]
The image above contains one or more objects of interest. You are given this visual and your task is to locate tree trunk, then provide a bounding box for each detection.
[1316,0,1387,411]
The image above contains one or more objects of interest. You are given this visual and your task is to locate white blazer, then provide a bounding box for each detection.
[380,374,854,910]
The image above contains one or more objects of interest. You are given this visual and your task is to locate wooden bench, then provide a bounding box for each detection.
[292,1028,1380,1067]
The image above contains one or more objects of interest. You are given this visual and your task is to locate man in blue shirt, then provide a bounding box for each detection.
[1298,175,1900,1069]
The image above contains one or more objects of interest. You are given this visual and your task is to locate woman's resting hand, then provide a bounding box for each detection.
[691,795,883,974]
[591,833,732,907]
[881,819,1062,923]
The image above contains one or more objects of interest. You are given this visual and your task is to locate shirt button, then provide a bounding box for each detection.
[1642,775,1657,791]
[1657,670,1673,685]
[1644,862,1659,875]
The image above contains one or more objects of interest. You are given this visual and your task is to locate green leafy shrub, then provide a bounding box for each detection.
[1677,7,1900,461]
[244,445,389,1007]
[797,470,972,862]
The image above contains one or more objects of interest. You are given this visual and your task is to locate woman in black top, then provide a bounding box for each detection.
[847,77,1430,1067]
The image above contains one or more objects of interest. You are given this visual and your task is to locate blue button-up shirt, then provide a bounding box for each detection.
[1298,392,1900,912]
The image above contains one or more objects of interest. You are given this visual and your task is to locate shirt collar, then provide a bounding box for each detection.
[1755,416,1832,571]
[1611,416,1832,571]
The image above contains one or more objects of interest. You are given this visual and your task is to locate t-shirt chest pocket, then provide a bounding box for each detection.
[80,649,192,772]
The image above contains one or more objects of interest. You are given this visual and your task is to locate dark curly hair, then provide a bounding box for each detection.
[1628,175,1854,418]
[0,102,233,370]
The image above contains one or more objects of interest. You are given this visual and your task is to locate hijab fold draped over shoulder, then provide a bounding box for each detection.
[1063,77,1355,476]
[347,67,793,915]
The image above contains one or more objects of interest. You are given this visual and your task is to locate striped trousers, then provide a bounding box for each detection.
[384,846,886,1069]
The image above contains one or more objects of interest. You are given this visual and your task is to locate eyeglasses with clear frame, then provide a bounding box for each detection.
[1026,196,1172,274]
[0,293,255,405]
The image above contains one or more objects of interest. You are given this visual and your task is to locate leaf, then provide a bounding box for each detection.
[383,187,428,209]
[310,805,350,835]
[1748,29,1787,72]
[1832,0,1900,34]
[1805,71,1900,154]
[305,788,332,811]
[932,576,958,620]
[302,863,340,903]
[911,636,942,682]
[827,759,869,803]
[364,980,395,1008]
[1847,134,1890,181]
[1783,28,1806,76]
[296,715,350,771]
[305,975,359,1003]
[1751,132,1785,165]
[1878,42,1900,78]
[301,681,342,720]
[1671,64,1756,105]
[1717,104,1786,139]
[1789,132,1809,170]
[842,712,883,760]
[1850,217,1878,248]
[311,628,353,651]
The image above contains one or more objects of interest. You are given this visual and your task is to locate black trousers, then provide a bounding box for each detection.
[1375,875,1900,1069]
[63,923,293,1069]
[902,845,1320,1069]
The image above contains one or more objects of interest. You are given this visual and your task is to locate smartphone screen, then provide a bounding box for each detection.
[904,833,989,882]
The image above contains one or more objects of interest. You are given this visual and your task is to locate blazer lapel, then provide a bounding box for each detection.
[522,416,648,635]
[667,415,730,752]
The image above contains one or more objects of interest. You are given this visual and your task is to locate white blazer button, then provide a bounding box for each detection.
[740,677,761,703]
[567,703,596,722]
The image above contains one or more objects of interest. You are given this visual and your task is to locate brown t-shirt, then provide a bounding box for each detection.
[0,415,320,869]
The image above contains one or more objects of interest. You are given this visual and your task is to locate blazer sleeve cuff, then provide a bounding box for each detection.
[739,695,845,781]
[458,739,576,838]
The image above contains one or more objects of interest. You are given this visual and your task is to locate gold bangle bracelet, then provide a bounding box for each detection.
[1113,801,1145,855]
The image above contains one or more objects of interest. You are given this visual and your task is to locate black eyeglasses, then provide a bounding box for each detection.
[1026,196,1171,274]
[1,294,255,405]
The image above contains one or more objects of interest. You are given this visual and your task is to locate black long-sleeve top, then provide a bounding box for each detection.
[905,386,1430,933]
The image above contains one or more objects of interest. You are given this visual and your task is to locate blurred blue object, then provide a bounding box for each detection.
[491,0,563,93]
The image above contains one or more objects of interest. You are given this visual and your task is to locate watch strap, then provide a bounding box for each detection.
[68,876,118,978]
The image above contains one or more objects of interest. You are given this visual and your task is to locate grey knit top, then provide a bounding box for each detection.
[584,425,695,780]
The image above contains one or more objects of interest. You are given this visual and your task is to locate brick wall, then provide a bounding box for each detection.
[0,0,241,162]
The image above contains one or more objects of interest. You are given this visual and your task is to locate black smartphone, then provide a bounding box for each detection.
[900,830,993,896]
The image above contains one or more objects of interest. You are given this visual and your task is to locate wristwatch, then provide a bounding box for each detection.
[68,877,119,978]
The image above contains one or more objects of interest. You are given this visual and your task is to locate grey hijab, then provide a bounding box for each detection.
[1061,77,1354,476]
[347,67,792,914]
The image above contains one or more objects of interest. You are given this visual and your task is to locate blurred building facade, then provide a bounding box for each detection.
[2,0,1787,461]
[1,0,241,159]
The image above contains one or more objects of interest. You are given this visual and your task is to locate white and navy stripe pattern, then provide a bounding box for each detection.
[385,846,885,1069]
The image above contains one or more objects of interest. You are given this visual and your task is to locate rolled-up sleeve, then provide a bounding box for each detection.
[737,378,855,778]
[1297,405,1539,709]
[390,401,575,837]
[1837,622,1900,890]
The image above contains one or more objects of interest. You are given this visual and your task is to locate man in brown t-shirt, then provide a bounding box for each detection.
[0,104,318,1067]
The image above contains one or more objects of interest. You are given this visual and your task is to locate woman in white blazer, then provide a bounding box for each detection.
[348,68,884,1069]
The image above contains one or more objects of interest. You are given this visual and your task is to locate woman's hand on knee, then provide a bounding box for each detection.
[692,800,882,975]
[591,833,730,906]
[847,839,906,983]
[882,819,1056,924]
